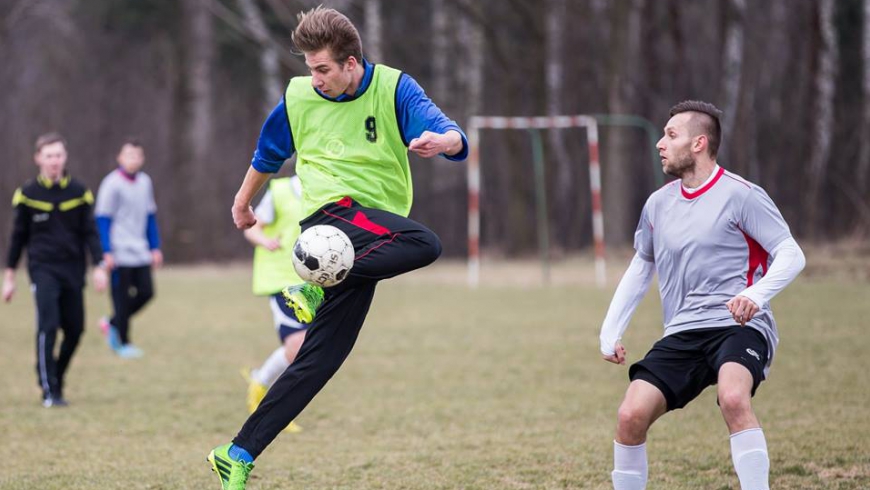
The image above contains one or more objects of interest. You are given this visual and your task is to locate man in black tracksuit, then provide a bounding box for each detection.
[2,132,107,407]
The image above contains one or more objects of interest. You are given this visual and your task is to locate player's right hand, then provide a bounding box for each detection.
[602,342,627,365]
[232,204,258,230]
[103,252,115,270]
[2,280,14,303]
[92,267,108,293]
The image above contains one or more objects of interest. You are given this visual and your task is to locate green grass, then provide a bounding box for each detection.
[1,261,868,489]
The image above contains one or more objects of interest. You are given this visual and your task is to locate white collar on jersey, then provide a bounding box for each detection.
[682,164,721,193]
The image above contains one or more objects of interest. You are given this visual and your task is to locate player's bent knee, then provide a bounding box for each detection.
[616,403,652,441]
[423,231,442,262]
[718,389,752,416]
[411,230,442,265]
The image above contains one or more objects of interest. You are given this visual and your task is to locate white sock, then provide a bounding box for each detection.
[612,441,647,490]
[253,347,290,386]
[730,428,770,490]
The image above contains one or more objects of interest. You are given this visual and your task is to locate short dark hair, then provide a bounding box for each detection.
[120,137,144,150]
[292,6,363,65]
[34,132,67,153]
[669,100,723,158]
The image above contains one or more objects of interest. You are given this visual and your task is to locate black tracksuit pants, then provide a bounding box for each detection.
[233,198,442,458]
[30,263,85,400]
[110,266,154,344]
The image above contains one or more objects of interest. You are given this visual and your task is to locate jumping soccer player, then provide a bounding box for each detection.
[207,7,467,489]
[599,100,805,490]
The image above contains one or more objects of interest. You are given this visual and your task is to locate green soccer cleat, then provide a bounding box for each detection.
[281,283,324,324]
[207,443,254,490]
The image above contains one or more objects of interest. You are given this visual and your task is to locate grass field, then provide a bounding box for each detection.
[1,258,869,489]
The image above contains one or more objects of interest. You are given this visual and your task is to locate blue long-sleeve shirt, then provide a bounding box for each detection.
[250,59,468,173]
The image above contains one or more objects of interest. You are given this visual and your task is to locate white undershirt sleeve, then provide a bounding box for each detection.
[253,190,275,224]
[599,253,656,356]
[738,236,805,309]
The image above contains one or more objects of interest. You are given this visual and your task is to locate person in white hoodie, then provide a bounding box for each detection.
[599,100,806,490]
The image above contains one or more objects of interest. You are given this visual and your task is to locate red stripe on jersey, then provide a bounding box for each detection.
[682,166,725,199]
[740,229,769,286]
[722,172,752,189]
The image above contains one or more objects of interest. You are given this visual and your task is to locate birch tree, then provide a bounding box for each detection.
[719,0,745,166]
[805,0,838,239]
[857,0,870,197]
[603,0,645,245]
[181,0,218,258]
[237,0,282,115]
[432,0,449,103]
[364,0,382,62]
[546,0,574,249]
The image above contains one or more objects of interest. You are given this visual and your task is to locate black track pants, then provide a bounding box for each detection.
[31,265,85,399]
[110,266,154,344]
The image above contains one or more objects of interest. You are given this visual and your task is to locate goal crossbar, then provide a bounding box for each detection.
[467,115,606,288]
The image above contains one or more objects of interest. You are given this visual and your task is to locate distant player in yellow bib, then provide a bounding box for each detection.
[207,6,467,489]
[241,175,307,433]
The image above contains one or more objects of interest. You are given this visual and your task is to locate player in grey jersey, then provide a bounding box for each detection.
[598,101,805,490]
[95,139,163,358]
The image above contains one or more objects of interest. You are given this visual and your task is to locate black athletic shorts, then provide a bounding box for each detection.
[628,326,769,411]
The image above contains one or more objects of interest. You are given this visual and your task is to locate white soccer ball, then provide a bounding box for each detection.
[292,225,354,287]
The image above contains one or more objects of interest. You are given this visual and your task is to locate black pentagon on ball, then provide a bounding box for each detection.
[304,255,320,271]
[335,269,348,281]
[293,242,307,261]
[294,241,320,271]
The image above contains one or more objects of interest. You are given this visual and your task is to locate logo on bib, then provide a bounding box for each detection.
[325,138,346,158]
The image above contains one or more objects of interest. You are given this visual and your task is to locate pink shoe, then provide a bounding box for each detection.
[99,316,110,336]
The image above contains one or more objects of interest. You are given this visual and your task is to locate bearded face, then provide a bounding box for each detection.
[657,113,700,178]
[663,145,696,178]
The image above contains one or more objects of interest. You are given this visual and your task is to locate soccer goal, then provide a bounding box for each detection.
[466,115,605,288]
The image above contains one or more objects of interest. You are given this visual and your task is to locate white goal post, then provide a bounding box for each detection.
[466,115,606,288]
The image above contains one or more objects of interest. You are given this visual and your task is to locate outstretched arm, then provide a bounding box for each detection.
[409,130,463,158]
[600,253,655,364]
[396,73,468,161]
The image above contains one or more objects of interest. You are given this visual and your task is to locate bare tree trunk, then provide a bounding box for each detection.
[237,0,282,115]
[857,0,870,197]
[756,0,789,197]
[546,0,573,250]
[603,0,645,246]
[364,0,382,62]
[732,9,760,183]
[182,0,218,258]
[458,4,484,253]
[432,0,449,102]
[421,0,451,224]
[459,6,484,118]
[719,0,745,166]
[185,0,214,177]
[805,0,838,240]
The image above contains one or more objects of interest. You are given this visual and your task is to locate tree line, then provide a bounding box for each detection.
[1,0,869,263]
